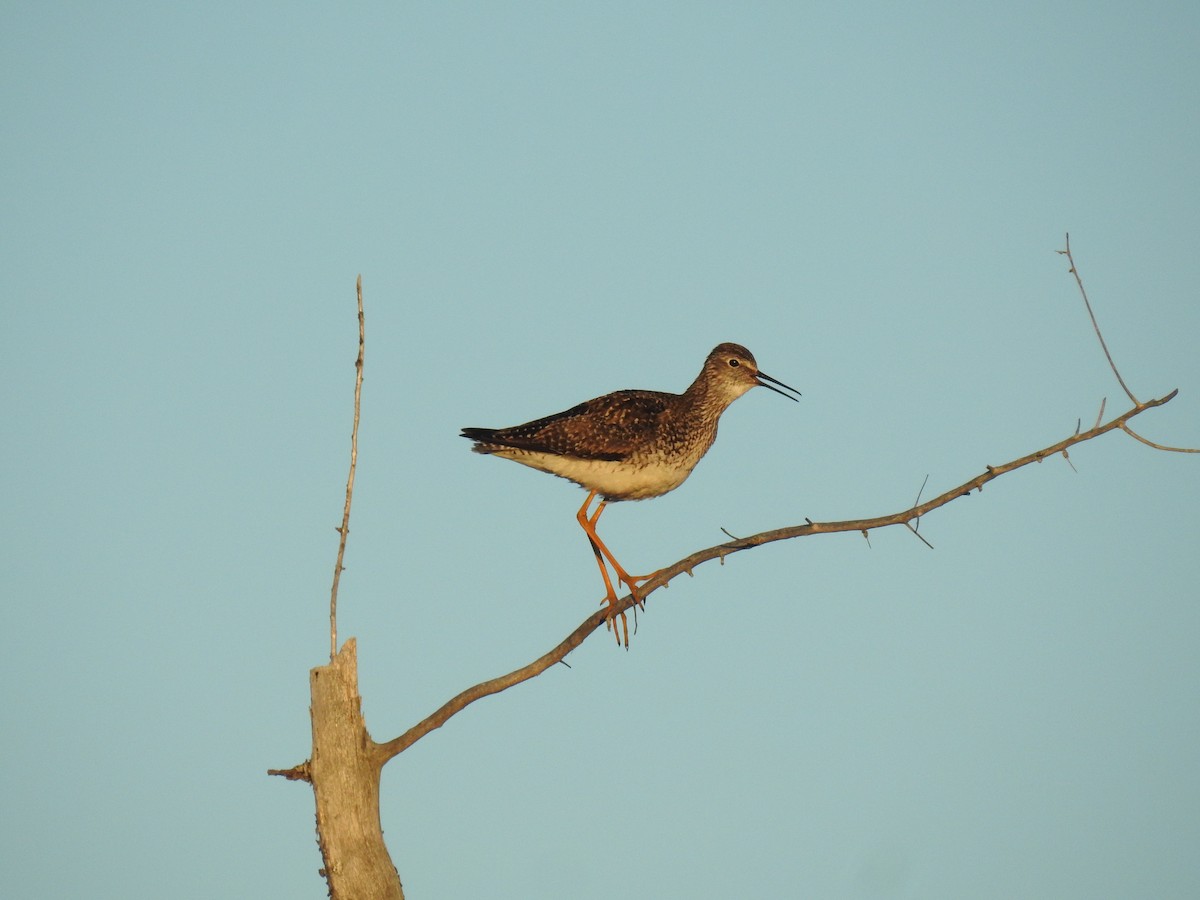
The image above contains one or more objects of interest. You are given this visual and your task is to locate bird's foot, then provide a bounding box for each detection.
[619,568,663,611]
[600,573,660,648]
[602,599,632,648]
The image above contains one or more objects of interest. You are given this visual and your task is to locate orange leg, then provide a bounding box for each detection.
[575,490,657,646]
[576,491,626,645]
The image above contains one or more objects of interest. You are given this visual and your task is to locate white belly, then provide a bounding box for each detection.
[490,448,699,500]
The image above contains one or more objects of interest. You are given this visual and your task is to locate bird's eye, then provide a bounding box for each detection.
[728,358,740,368]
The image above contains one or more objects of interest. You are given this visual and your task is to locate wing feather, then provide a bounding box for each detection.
[462,390,672,461]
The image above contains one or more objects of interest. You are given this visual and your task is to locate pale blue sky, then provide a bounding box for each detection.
[3,3,1199,898]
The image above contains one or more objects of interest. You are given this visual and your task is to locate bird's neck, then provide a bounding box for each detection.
[682,371,749,417]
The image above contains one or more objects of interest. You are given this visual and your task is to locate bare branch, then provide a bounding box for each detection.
[1058,234,1139,405]
[330,276,365,661]
[376,389,1179,763]
[375,606,612,763]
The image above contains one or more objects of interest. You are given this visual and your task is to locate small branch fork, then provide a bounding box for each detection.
[1056,234,1195,454]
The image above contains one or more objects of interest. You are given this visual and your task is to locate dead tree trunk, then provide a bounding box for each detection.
[309,640,403,900]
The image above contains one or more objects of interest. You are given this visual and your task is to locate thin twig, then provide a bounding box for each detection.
[1063,236,1195,454]
[1058,233,1139,405]
[1120,423,1199,453]
[330,276,365,661]
[904,521,934,550]
[910,474,930,533]
[373,388,1180,765]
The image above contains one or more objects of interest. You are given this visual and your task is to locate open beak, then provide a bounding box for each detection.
[755,370,802,402]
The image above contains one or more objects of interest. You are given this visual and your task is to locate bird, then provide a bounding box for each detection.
[461,342,801,646]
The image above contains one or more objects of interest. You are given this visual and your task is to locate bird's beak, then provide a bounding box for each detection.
[755,370,802,402]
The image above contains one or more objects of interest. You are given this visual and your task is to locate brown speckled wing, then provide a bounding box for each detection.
[462,390,672,461]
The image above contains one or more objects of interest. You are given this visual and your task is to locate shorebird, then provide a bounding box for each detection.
[461,342,800,645]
